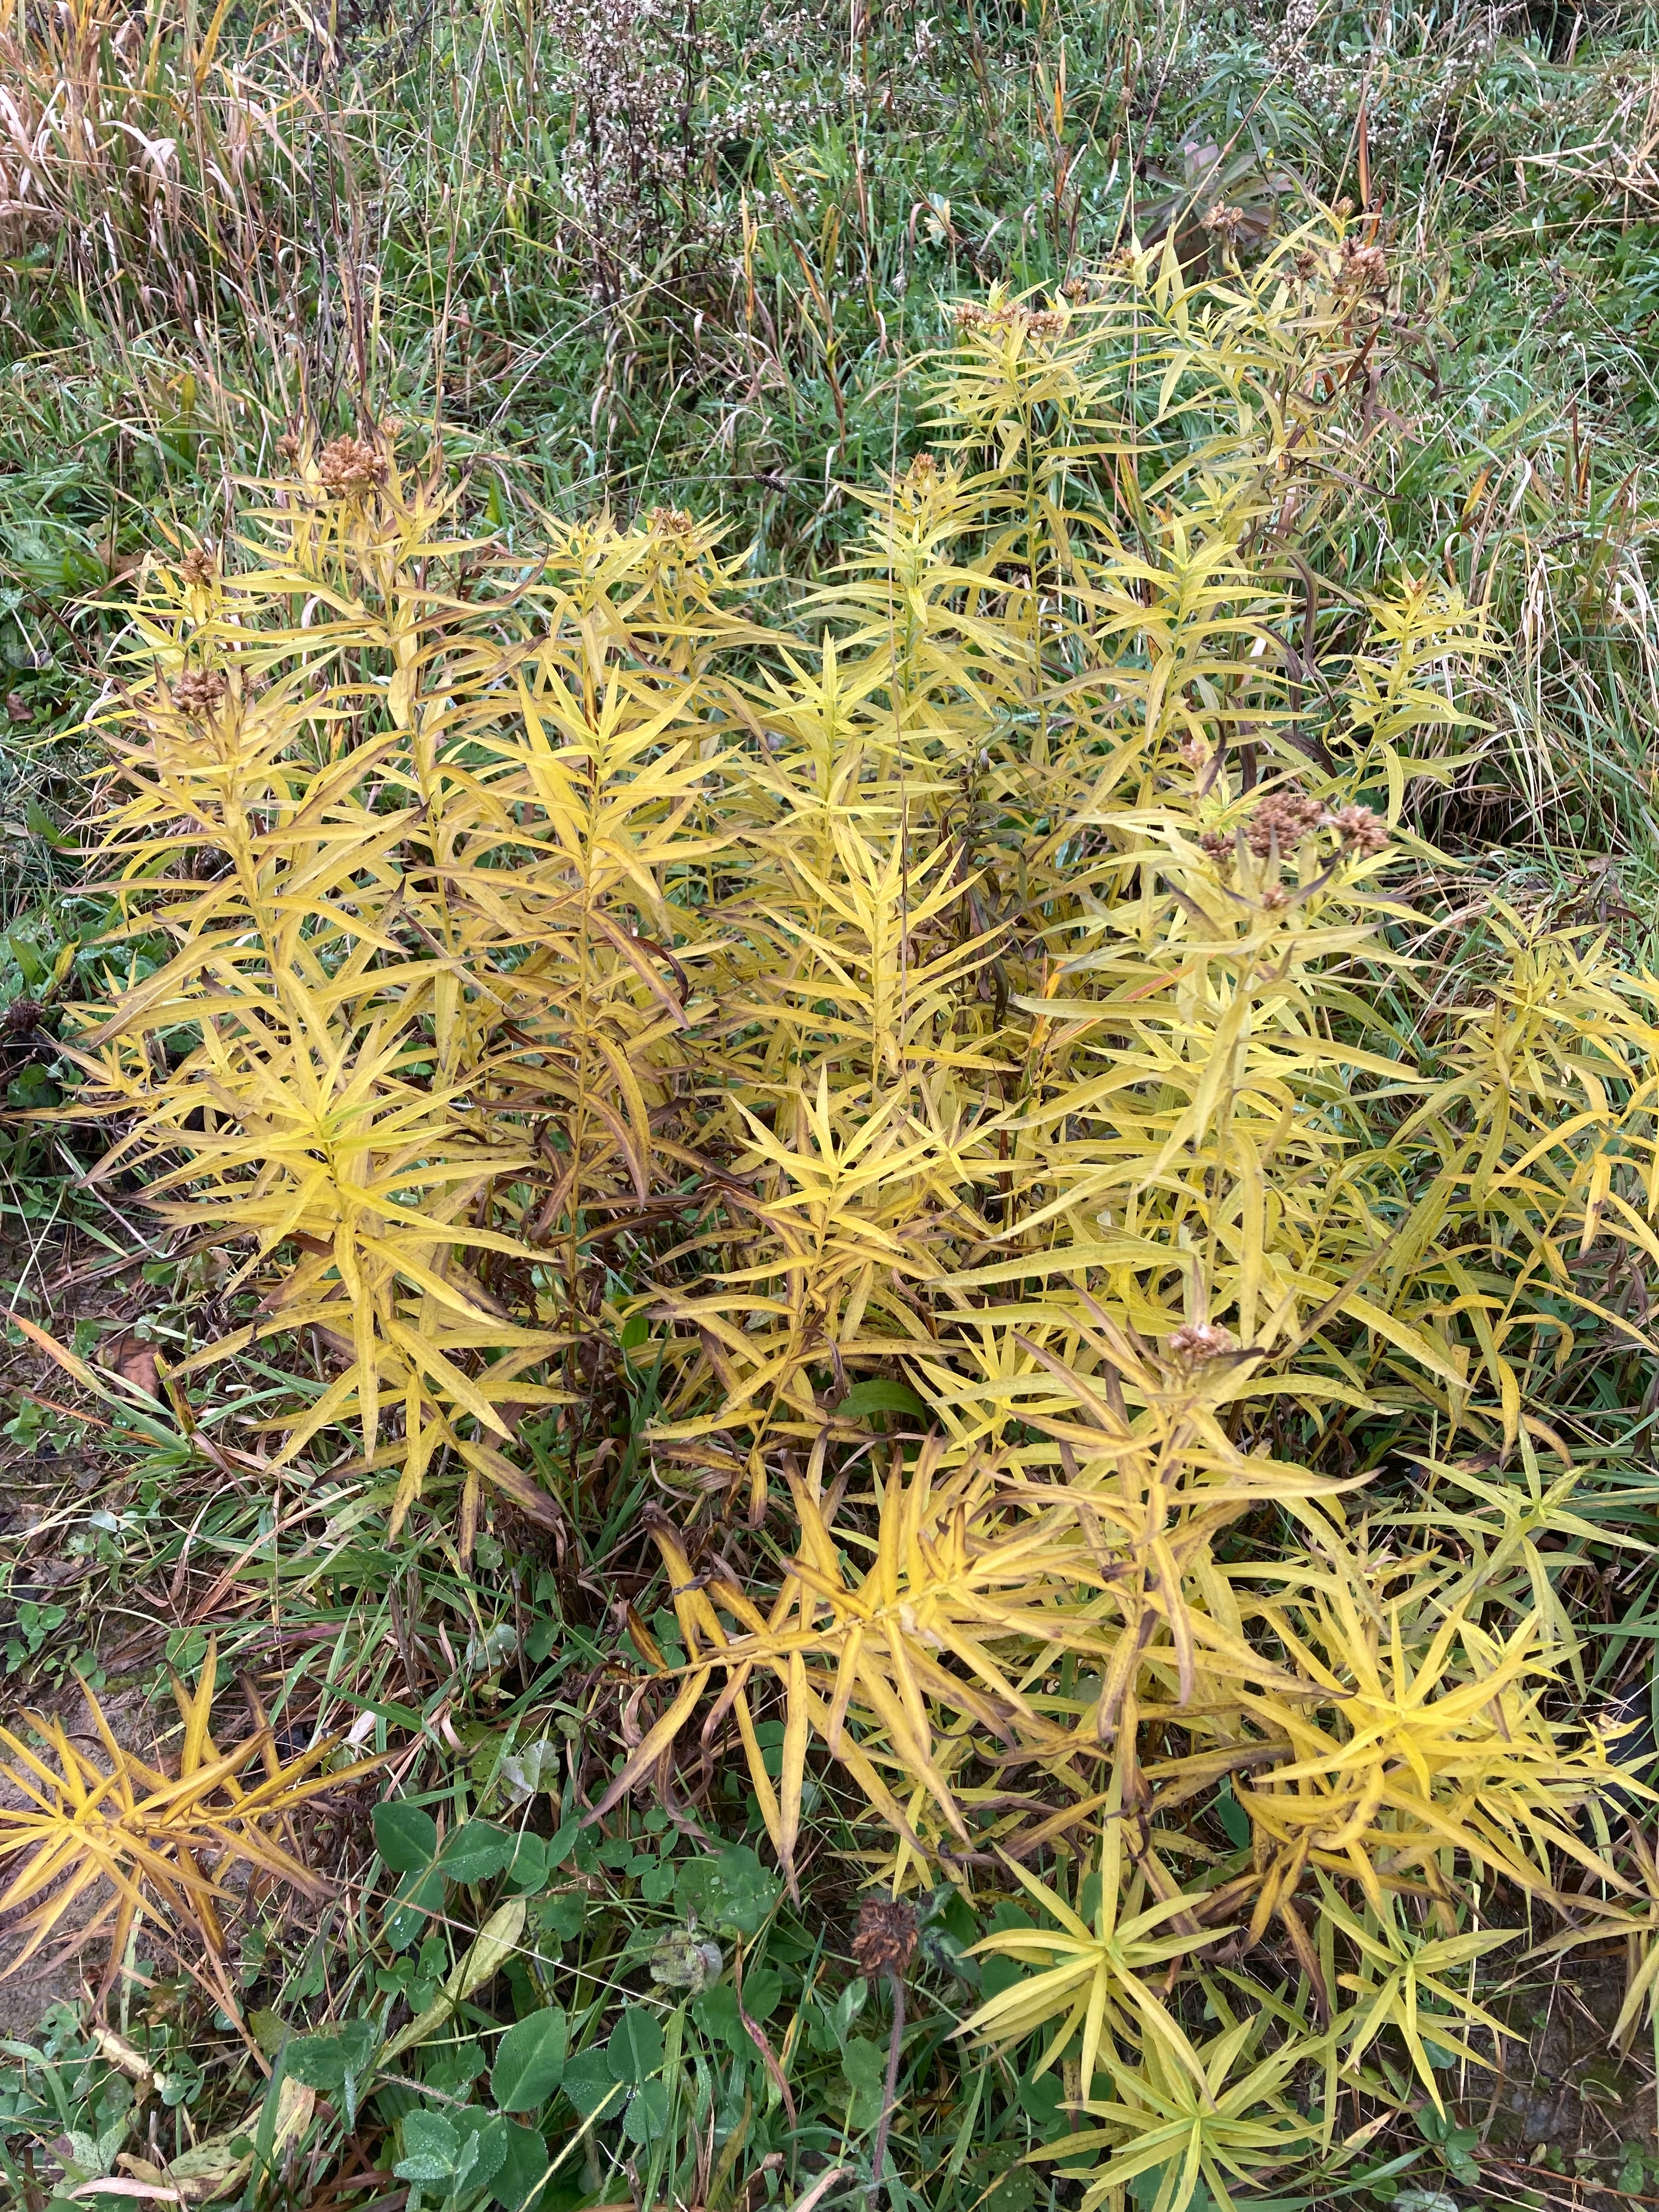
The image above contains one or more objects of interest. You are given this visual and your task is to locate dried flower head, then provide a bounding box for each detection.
[853,1896,918,1980]
[1179,733,1210,771]
[1169,1321,1237,1364]
[172,669,229,716]
[647,505,696,536]
[1260,883,1291,911]
[1293,247,1319,281]
[275,431,301,463]
[1245,791,1326,856]
[1339,238,1388,292]
[1330,803,1390,854]
[956,298,1063,345]
[898,453,948,510]
[648,1929,723,1992]
[1200,202,1246,242]
[1199,828,1234,862]
[318,435,386,496]
[180,546,216,586]
[1060,275,1087,302]
[1335,197,1356,218]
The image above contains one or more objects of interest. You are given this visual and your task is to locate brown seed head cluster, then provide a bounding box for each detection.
[953,300,1064,344]
[852,1896,918,1980]
[1169,1321,1237,1364]
[276,431,302,463]
[1339,236,1387,292]
[172,669,229,716]
[899,452,950,510]
[647,505,696,536]
[180,546,216,586]
[318,435,386,496]
[1200,201,1246,242]
[1245,791,1326,856]
[1329,803,1390,854]
[1199,828,1233,861]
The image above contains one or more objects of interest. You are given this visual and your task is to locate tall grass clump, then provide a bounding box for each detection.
[0,0,314,336]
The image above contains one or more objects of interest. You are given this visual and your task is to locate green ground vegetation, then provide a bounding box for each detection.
[1,3,1658,2212]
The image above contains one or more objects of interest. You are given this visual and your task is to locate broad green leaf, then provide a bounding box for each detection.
[439,1819,517,1884]
[505,1835,549,1892]
[493,2007,568,2114]
[374,1800,439,1873]
[561,2044,622,2119]
[452,2108,510,2192]
[675,1845,779,1939]
[493,2119,552,2210]
[383,1864,445,1952]
[623,2079,670,2146]
[841,2035,887,2127]
[833,1378,928,1420]
[284,2019,376,2092]
[608,2005,663,2084]
[394,2111,462,2185]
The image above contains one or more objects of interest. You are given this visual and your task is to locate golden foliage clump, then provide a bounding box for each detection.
[0,1648,380,1994]
[66,213,1658,2207]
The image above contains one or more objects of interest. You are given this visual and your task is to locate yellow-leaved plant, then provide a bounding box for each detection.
[63,211,1659,2210]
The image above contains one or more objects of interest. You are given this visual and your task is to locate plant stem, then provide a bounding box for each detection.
[869,1967,905,2210]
